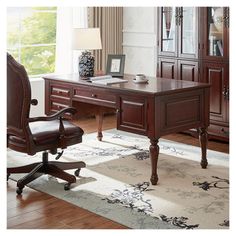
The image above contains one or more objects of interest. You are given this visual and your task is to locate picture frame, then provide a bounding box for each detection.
[106,54,125,77]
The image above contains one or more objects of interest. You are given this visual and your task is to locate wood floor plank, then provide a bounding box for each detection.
[7,115,228,229]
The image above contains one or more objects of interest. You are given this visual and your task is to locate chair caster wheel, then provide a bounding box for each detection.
[16,187,23,195]
[74,168,81,177]
[64,183,71,191]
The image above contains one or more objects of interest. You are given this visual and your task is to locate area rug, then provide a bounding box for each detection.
[7,129,229,229]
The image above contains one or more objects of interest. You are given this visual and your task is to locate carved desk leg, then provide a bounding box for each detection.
[149,138,159,185]
[198,127,208,169]
[96,112,103,141]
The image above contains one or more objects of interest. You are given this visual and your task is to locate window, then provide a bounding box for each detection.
[7,7,57,77]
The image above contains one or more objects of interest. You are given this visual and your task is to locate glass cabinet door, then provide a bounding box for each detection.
[159,7,177,56]
[178,7,198,58]
[208,7,224,57]
[203,7,229,60]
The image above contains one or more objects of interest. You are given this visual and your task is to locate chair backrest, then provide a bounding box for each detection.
[7,53,31,138]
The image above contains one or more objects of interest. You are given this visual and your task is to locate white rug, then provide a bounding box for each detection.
[7,130,229,229]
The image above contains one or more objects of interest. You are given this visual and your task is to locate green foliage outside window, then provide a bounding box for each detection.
[7,7,57,77]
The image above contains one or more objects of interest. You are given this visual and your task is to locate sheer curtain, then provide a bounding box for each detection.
[55,7,87,74]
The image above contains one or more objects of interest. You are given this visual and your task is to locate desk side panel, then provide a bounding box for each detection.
[157,88,209,136]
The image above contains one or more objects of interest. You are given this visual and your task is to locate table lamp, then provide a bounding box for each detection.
[72,28,102,77]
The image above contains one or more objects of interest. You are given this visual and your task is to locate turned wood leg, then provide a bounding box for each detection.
[96,112,104,141]
[198,127,208,169]
[149,138,159,185]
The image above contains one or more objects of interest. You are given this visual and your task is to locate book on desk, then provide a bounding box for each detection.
[89,75,128,85]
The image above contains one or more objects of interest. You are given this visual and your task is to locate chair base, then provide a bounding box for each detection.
[7,151,86,195]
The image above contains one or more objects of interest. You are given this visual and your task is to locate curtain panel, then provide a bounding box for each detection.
[88,7,123,72]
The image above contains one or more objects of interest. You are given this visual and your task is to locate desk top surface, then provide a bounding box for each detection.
[43,74,210,95]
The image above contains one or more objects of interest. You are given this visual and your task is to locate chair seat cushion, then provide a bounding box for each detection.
[29,120,84,146]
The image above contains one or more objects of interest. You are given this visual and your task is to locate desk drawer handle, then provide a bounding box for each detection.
[91,94,97,98]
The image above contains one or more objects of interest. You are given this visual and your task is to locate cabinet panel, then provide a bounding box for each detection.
[158,58,177,79]
[178,60,199,82]
[117,95,148,135]
[203,62,228,123]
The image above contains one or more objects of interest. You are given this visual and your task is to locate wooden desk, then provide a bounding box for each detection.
[43,74,210,185]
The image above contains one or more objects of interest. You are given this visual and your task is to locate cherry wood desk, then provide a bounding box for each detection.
[43,74,210,185]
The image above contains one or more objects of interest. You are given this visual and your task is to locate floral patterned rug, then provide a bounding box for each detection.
[7,130,229,229]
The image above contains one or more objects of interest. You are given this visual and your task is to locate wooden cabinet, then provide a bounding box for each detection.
[200,7,229,141]
[157,6,229,141]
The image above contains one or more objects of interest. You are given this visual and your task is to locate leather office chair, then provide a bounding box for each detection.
[7,53,86,195]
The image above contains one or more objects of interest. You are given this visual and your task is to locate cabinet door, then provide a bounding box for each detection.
[178,60,199,82]
[203,62,228,123]
[117,95,148,135]
[201,7,229,61]
[158,57,177,79]
[158,7,177,57]
[178,7,199,59]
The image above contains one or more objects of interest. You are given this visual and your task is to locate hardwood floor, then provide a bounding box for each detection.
[7,115,229,229]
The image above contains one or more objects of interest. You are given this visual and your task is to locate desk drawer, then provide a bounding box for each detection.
[49,100,72,119]
[51,101,70,112]
[50,84,71,98]
[73,86,116,108]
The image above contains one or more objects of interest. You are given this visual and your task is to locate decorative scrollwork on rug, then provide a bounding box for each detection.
[102,182,154,214]
[193,176,229,191]
[103,181,199,229]
[158,215,199,229]
[133,151,150,160]
[219,219,229,227]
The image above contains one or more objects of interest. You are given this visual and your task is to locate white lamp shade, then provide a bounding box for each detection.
[72,28,102,50]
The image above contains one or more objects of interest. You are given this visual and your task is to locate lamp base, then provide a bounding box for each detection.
[79,51,95,77]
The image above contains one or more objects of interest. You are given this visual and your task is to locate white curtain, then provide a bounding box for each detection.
[55,7,87,74]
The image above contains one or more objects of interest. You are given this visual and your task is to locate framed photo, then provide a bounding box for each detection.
[106,54,125,77]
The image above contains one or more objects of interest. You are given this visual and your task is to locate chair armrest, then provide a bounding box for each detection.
[28,107,77,123]
[31,99,38,106]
